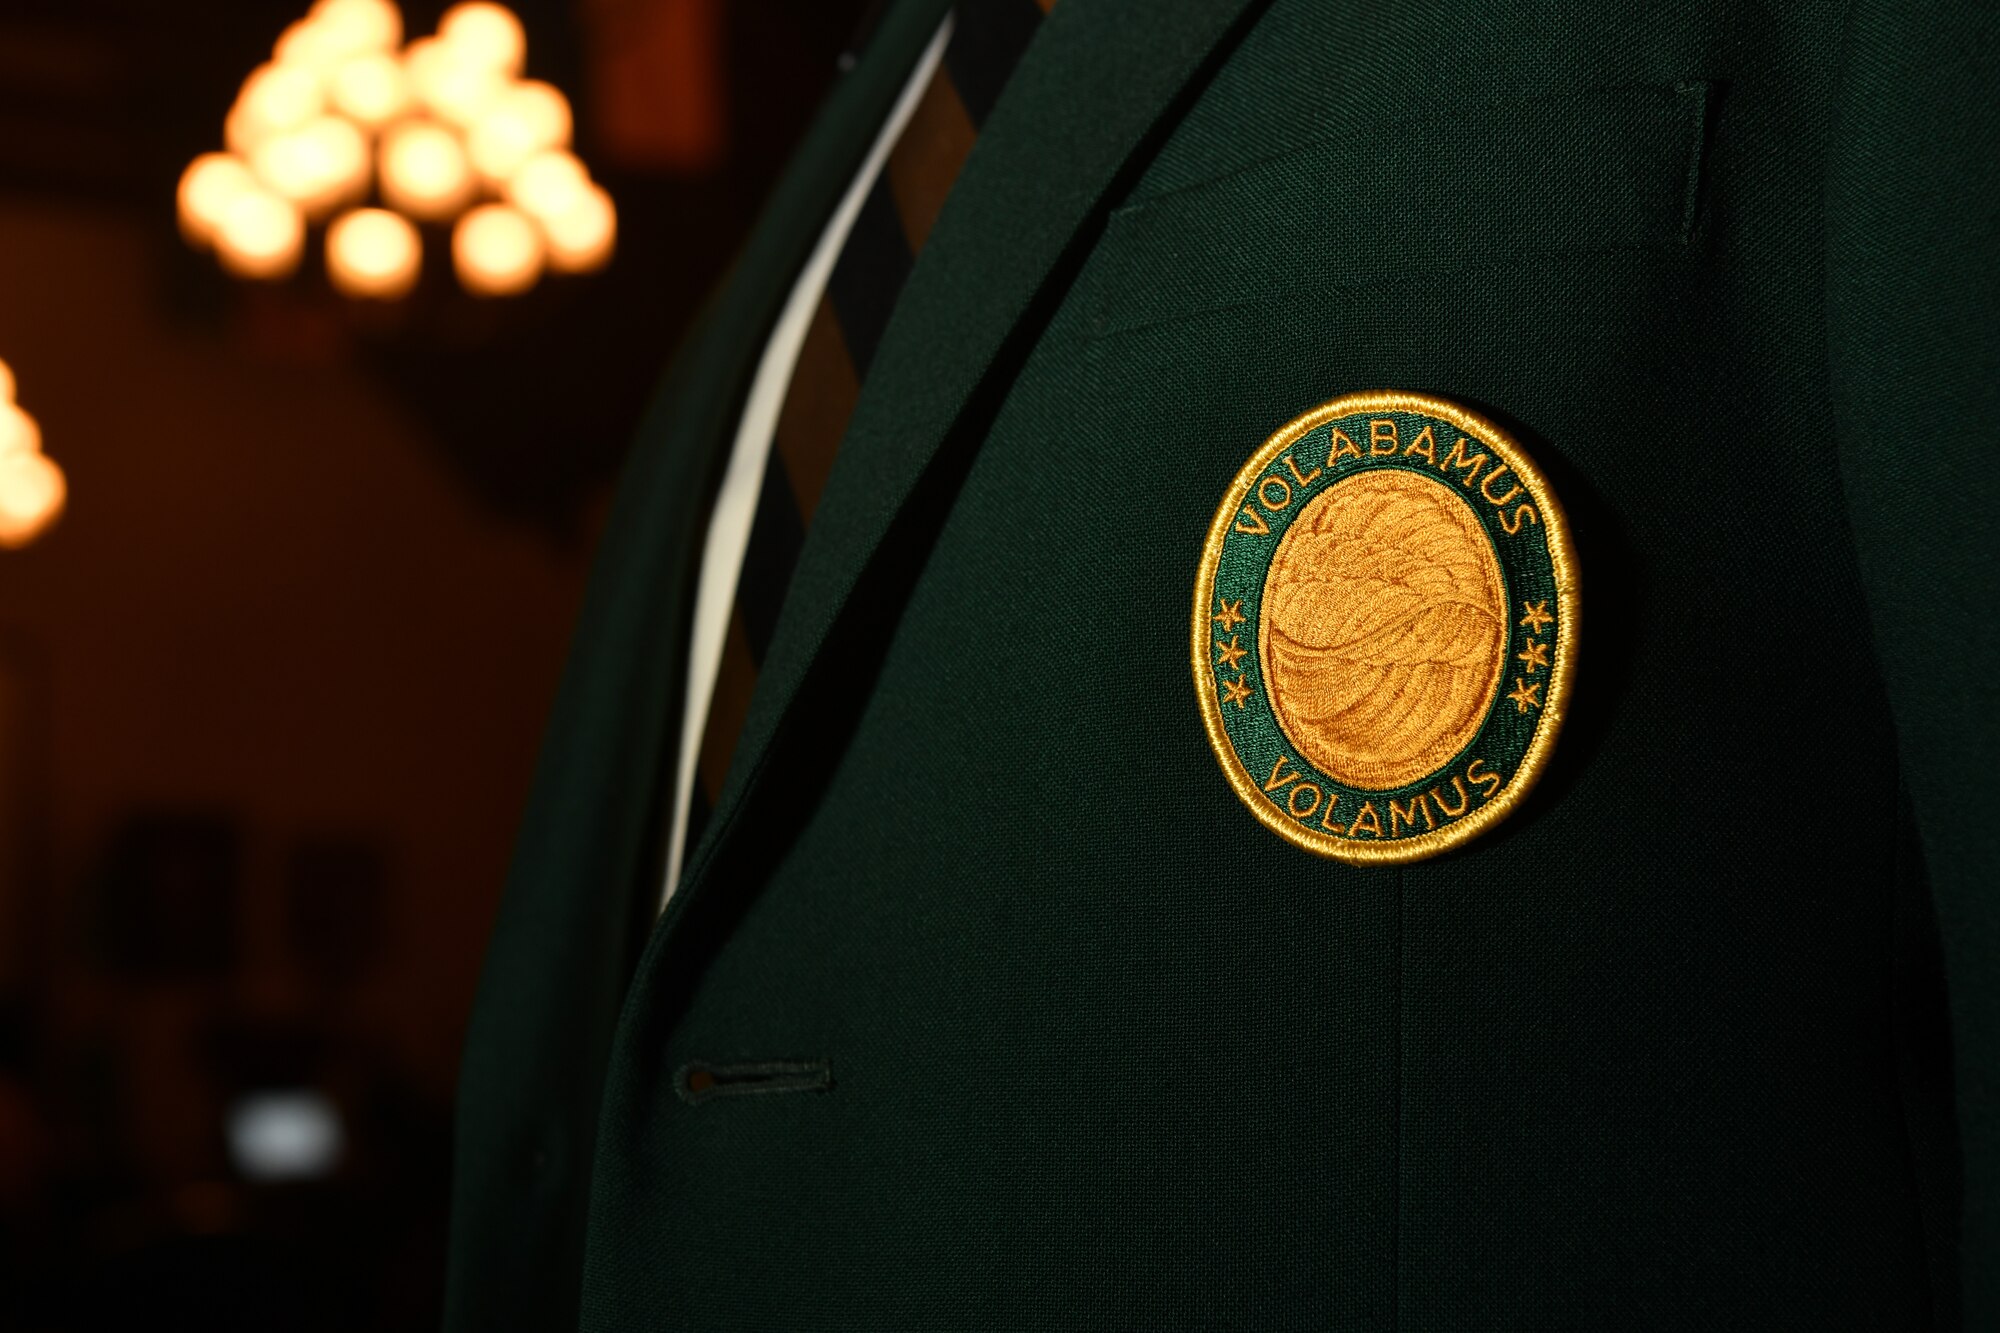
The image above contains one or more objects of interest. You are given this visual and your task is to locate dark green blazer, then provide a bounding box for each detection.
[446,0,1999,1326]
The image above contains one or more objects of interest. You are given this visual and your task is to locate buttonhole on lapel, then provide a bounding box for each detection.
[675,1059,833,1104]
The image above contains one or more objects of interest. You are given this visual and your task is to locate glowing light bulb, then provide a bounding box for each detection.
[542,183,616,274]
[273,19,343,73]
[250,115,369,217]
[0,403,39,459]
[453,202,543,296]
[467,80,571,182]
[379,119,475,219]
[226,63,323,155]
[277,0,400,71]
[178,153,260,246]
[214,188,306,280]
[328,51,410,128]
[0,451,65,550]
[0,359,12,405]
[309,0,402,54]
[438,3,526,77]
[505,149,590,223]
[405,36,504,129]
[327,208,422,299]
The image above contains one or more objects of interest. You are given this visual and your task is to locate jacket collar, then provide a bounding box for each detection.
[666,0,1266,923]
[448,6,960,1319]
[452,0,955,1236]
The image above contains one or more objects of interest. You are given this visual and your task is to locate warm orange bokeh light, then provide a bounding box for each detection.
[505,149,591,223]
[438,3,526,77]
[542,184,616,274]
[467,80,571,182]
[215,188,307,279]
[0,403,39,460]
[379,119,476,220]
[405,36,505,130]
[178,153,261,245]
[0,450,65,550]
[452,202,543,296]
[226,62,323,155]
[276,0,401,71]
[186,0,612,298]
[0,358,13,406]
[327,208,423,299]
[274,19,342,73]
[328,51,410,128]
[309,0,404,54]
[250,115,370,217]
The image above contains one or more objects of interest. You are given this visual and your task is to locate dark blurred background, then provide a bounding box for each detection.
[0,1,865,1325]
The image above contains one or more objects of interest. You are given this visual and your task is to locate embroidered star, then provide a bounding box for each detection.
[1507,677,1544,713]
[1220,674,1254,708]
[1518,600,1554,635]
[1515,640,1550,674]
[1214,635,1247,670]
[1213,597,1246,632]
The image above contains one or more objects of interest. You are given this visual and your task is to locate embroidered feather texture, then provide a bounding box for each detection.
[1260,469,1507,791]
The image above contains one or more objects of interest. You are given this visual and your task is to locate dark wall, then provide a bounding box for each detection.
[0,1,866,1326]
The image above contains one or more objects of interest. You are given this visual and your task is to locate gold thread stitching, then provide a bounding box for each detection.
[1190,390,1581,865]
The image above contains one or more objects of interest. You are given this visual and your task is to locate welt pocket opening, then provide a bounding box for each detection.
[675,1059,834,1104]
[1092,81,1717,337]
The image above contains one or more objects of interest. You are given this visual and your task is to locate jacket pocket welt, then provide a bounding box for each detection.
[1091,81,1715,338]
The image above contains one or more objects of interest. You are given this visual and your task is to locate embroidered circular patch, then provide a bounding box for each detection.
[1192,391,1579,863]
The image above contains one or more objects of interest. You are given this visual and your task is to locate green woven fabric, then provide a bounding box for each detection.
[448,0,1995,1326]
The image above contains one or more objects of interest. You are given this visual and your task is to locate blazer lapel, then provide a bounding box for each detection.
[481,0,956,978]
[671,0,1266,908]
[447,6,953,1325]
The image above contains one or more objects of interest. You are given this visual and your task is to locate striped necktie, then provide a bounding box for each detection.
[687,0,1054,844]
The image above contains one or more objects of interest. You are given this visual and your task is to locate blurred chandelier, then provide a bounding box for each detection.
[177,0,617,300]
[0,358,65,550]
